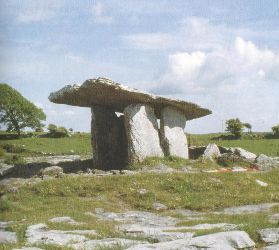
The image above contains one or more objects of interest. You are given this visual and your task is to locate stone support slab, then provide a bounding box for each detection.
[160,106,188,159]
[124,104,163,164]
[91,106,127,170]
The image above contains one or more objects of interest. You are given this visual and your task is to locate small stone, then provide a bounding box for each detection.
[49,216,84,225]
[138,188,148,194]
[0,230,17,244]
[256,179,268,187]
[232,166,247,172]
[269,213,279,224]
[95,208,104,214]
[262,244,279,250]
[153,202,168,211]
[39,166,63,177]
[258,228,279,244]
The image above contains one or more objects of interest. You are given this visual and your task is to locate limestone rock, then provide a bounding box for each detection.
[160,106,188,159]
[217,153,251,167]
[26,223,97,246]
[269,213,279,224]
[258,228,279,244]
[221,203,279,215]
[203,144,221,161]
[49,216,84,225]
[0,163,15,177]
[127,231,255,250]
[152,202,168,211]
[71,238,147,250]
[39,166,63,177]
[256,154,279,170]
[49,77,211,121]
[229,147,257,161]
[124,104,163,163]
[91,106,127,169]
[0,230,17,244]
[262,244,279,250]
[189,230,255,249]
[255,179,268,187]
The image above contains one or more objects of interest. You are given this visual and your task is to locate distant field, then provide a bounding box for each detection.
[0,131,278,157]
[189,133,279,157]
[0,132,92,156]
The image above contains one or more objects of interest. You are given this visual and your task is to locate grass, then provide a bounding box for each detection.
[189,132,279,156]
[131,156,220,170]
[1,170,279,248]
[0,132,92,157]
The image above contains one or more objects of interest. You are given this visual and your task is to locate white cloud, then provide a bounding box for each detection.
[123,33,173,50]
[90,2,113,24]
[16,0,63,23]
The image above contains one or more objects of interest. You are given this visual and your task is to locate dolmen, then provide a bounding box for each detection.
[49,77,211,170]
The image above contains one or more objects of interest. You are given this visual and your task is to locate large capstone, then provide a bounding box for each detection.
[160,106,188,159]
[91,106,127,170]
[124,104,163,164]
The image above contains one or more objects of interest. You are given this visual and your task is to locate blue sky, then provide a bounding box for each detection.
[0,0,279,133]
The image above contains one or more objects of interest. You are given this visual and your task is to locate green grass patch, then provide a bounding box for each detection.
[1,171,279,248]
[0,132,92,157]
[189,133,279,156]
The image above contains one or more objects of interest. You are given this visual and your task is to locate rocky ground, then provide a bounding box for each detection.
[1,202,279,249]
[0,144,279,249]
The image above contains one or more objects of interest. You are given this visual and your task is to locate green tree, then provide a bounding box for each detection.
[272,124,279,136]
[225,118,244,138]
[243,123,252,133]
[47,124,57,134]
[0,84,46,136]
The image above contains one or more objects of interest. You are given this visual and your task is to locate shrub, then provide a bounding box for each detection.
[3,144,26,153]
[4,154,26,165]
[225,118,244,138]
[47,124,69,138]
[272,124,279,136]
[0,146,5,157]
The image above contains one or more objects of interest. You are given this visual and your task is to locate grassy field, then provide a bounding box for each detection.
[189,133,279,156]
[0,132,92,157]
[1,170,279,249]
[0,131,279,159]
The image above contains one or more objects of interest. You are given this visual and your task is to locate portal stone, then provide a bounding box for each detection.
[124,104,163,164]
[91,106,127,170]
[160,106,188,159]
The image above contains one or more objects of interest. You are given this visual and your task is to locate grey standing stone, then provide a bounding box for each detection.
[91,106,127,170]
[124,104,163,163]
[160,106,188,159]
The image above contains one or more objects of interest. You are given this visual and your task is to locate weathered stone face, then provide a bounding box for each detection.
[160,106,188,159]
[124,104,163,164]
[91,106,127,170]
[49,77,211,121]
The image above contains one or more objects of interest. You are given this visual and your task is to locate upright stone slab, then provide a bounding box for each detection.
[124,104,163,164]
[160,106,188,159]
[91,106,127,170]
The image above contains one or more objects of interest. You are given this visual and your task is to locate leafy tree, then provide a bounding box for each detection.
[47,124,57,134]
[272,124,279,136]
[225,118,244,138]
[0,83,46,136]
[47,123,68,137]
[243,123,252,133]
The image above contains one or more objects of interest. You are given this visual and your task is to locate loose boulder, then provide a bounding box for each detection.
[203,144,221,161]
[124,104,163,164]
[217,153,251,167]
[256,154,279,171]
[229,147,257,161]
[39,166,63,177]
